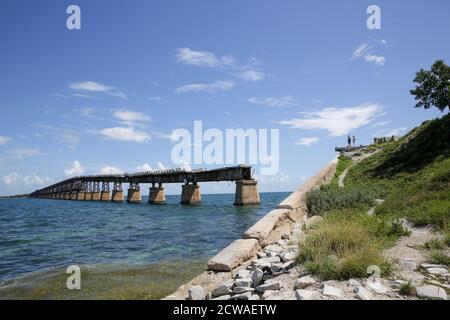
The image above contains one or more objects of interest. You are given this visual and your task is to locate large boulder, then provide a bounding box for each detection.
[208,239,260,272]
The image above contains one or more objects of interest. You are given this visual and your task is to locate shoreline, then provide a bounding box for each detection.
[164,158,338,299]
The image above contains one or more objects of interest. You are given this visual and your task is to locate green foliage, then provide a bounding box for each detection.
[410,60,450,112]
[423,239,446,250]
[306,185,382,216]
[329,155,353,188]
[399,282,416,296]
[427,250,450,267]
[298,209,393,280]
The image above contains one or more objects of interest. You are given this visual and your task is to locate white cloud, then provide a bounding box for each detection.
[278,103,383,136]
[175,48,234,68]
[370,120,391,128]
[35,125,80,145]
[113,109,150,123]
[2,172,51,187]
[64,161,84,177]
[100,166,123,175]
[69,81,126,99]
[375,127,408,138]
[175,80,235,94]
[351,43,385,66]
[248,96,296,107]
[156,162,166,170]
[137,163,153,172]
[8,149,40,160]
[0,136,11,145]
[99,126,150,143]
[70,81,113,92]
[179,162,192,171]
[236,70,264,82]
[351,43,369,60]
[295,137,319,146]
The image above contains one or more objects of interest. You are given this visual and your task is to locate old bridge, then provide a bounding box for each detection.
[28,165,260,205]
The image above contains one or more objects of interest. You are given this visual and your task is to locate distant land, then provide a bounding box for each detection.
[0,194,29,199]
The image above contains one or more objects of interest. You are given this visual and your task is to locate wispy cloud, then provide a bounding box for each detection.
[176,48,234,68]
[235,70,264,82]
[7,149,40,160]
[295,137,319,146]
[175,48,265,85]
[351,43,385,66]
[99,126,151,143]
[113,109,150,124]
[35,124,81,146]
[69,81,127,99]
[278,103,383,136]
[137,163,153,172]
[100,166,123,175]
[375,127,408,137]
[2,172,51,187]
[248,96,296,107]
[0,136,11,145]
[175,80,235,94]
[64,160,84,177]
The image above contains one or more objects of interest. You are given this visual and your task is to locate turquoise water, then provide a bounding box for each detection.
[0,192,289,299]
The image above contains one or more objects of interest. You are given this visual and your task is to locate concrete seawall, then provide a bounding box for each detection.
[163,158,338,300]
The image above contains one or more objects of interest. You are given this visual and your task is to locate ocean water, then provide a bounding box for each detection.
[0,192,289,299]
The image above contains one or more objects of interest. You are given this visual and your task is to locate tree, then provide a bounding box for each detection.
[410,60,450,112]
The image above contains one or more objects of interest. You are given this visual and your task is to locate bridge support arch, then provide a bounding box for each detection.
[100,182,110,201]
[234,179,260,205]
[111,182,124,202]
[180,182,201,205]
[127,182,141,203]
[149,183,166,204]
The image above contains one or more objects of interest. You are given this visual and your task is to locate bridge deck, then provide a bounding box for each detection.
[30,165,253,196]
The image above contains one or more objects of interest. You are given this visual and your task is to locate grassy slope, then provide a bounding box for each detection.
[299,114,450,279]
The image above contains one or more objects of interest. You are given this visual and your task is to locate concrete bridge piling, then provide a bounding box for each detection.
[29,165,260,207]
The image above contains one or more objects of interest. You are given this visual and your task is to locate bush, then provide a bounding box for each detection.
[298,209,392,280]
[399,282,416,296]
[306,185,383,216]
[428,250,450,266]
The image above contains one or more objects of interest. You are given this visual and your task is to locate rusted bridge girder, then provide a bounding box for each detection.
[28,165,259,205]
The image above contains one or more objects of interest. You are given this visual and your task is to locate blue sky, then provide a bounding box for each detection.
[0,0,449,195]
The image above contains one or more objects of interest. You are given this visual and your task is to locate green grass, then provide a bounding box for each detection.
[300,114,450,280]
[423,239,446,250]
[399,282,416,296]
[329,155,353,188]
[306,185,383,216]
[427,250,450,266]
[297,209,406,280]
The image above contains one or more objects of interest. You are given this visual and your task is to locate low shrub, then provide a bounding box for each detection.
[298,209,392,280]
[306,185,383,216]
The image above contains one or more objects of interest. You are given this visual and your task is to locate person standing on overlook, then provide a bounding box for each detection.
[352,135,356,146]
[347,135,351,147]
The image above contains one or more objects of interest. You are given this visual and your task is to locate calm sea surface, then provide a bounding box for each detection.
[0,192,289,299]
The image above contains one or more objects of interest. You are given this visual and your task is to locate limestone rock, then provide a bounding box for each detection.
[256,281,282,293]
[207,238,260,272]
[188,285,205,300]
[295,289,315,300]
[426,267,448,276]
[355,286,373,300]
[294,275,317,289]
[230,292,252,300]
[212,285,233,298]
[236,269,251,279]
[233,286,254,294]
[235,278,253,288]
[279,251,297,262]
[416,285,448,300]
[322,284,342,298]
[348,279,361,287]
[212,295,231,300]
[249,294,261,300]
[252,268,264,287]
[367,280,387,295]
